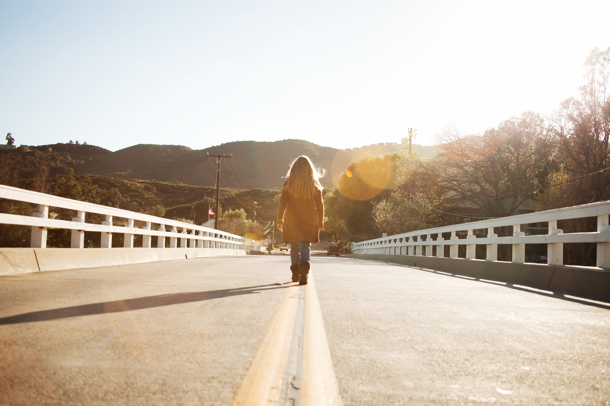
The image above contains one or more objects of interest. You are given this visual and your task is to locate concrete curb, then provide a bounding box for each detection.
[0,247,251,276]
[347,254,610,301]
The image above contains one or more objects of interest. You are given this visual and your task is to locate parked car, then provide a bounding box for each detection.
[280,243,289,251]
[327,245,340,256]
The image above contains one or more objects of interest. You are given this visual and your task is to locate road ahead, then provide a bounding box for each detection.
[1,254,609,405]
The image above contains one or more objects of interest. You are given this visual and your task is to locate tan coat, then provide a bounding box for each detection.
[277,181,324,244]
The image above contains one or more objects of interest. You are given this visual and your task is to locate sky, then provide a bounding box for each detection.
[1,0,609,152]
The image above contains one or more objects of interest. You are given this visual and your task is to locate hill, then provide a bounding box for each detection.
[75,139,435,190]
[0,140,435,240]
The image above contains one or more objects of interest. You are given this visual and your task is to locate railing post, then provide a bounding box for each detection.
[425,234,432,256]
[170,226,178,248]
[407,238,413,255]
[124,218,135,248]
[415,238,422,256]
[436,233,444,258]
[143,222,152,248]
[31,205,49,248]
[466,229,476,259]
[70,210,85,248]
[180,229,188,248]
[547,220,564,266]
[157,225,166,248]
[512,224,525,263]
[204,232,210,248]
[101,215,113,248]
[486,227,498,261]
[197,231,204,249]
[597,215,610,268]
[450,231,458,258]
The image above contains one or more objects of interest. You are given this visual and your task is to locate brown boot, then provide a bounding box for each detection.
[290,265,299,282]
[298,260,310,285]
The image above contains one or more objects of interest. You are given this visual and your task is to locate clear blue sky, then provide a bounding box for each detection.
[2,0,609,152]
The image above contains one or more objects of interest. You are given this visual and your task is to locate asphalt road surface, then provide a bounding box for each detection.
[0,254,609,405]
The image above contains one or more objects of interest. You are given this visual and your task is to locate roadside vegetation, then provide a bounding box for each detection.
[322,48,610,260]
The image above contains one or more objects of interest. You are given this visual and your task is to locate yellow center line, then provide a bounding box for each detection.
[301,274,343,406]
[232,283,300,406]
[232,274,343,406]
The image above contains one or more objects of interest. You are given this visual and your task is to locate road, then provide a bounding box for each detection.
[0,254,609,405]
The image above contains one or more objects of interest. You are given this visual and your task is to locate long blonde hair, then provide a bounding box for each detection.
[284,156,325,199]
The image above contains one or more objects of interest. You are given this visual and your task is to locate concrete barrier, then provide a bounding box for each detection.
[0,248,40,275]
[347,254,610,301]
[0,248,251,276]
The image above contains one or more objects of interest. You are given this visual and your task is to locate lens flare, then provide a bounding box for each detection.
[330,150,355,187]
[338,156,394,201]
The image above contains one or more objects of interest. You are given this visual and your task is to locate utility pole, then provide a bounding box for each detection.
[207,153,232,230]
[401,128,417,156]
[401,128,417,203]
[252,201,258,222]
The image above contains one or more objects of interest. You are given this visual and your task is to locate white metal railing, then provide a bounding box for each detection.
[352,200,610,269]
[0,184,255,250]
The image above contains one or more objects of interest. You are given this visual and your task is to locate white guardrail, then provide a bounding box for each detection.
[0,184,255,250]
[352,200,610,269]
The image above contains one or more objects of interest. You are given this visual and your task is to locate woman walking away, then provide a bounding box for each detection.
[277,156,325,285]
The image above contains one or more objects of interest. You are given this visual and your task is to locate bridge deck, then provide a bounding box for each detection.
[1,255,608,405]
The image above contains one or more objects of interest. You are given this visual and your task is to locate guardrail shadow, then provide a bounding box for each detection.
[402,263,610,310]
[0,283,290,325]
[349,257,610,310]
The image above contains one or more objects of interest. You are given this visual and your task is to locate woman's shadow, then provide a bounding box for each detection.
[0,283,290,325]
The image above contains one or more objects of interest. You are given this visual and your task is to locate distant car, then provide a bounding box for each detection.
[327,245,340,256]
[280,243,289,252]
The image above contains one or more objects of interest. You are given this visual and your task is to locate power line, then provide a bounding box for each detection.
[408,194,493,220]
[501,166,610,199]
[222,157,277,223]
[225,159,261,214]
[218,174,269,223]
[226,159,256,203]
[411,166,610,220]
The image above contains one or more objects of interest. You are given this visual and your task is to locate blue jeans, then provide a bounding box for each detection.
[290,241,311,266]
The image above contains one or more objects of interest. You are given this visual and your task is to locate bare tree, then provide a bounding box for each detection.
[431,112,553,217]
[549,47,610,206]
